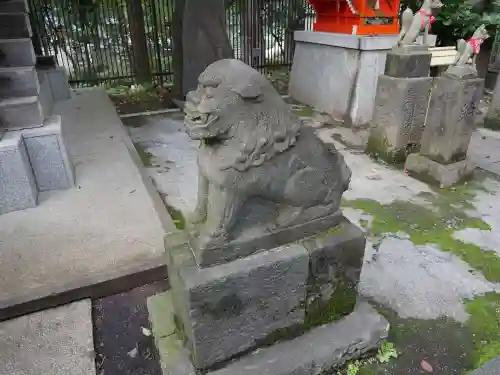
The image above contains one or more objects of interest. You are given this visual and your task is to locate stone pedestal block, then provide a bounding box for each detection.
[420,73,484,164]
[0,96,44,130]
[0,131,37,215]
[290,31,398,127]
[384,46,431,78]
[0,66,39,99]
[0,13,31,39]
[0,38,35,67]
[0,0,29,13]
[21,115,74,191]
[189,210,344,268]
[148,292,389,375]
[366,75,432,163]
[165,219,366,370]
[166,234,309,369]
[404,153,476,188]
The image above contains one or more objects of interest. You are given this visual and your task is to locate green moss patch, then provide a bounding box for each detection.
[343,182,500,281]
[164,202,186,230]
[305,284,357,328]
[365,134,407,166]
[293,105,315,118]
[133,142,157,167]
[465,293,500,368]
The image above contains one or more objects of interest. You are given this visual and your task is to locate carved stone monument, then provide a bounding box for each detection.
[366,45,433,163]
[0,0,74,214]
[404,54,484,187]
[148,59,389,374]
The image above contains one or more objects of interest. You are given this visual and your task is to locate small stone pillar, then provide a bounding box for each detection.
[366,45,433,164]
[289,31,398,127]
[404,66,483,187]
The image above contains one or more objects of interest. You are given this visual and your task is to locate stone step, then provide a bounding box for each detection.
[0,66,39,99]
[0,0,29,13]
[0,38,35,67]
[0,96,44,130]
[0,130,38,215]
[0,13,31,39]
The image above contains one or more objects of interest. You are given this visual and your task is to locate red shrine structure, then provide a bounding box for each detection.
[308,0,401,35]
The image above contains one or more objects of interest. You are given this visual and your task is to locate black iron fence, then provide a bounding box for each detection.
[28,0,315,87]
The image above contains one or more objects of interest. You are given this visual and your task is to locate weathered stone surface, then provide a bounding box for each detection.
[181,0,233,95]
[0,66,39,99]
[0,96,44,130]
[149,292,388,375]
[209,302,389,375]
[45,66,71,101]
[289,32,398,127]
[37,68,54,117]
[385,46,432,78]
[0,13,31,39]
[0,300,96,375]
[183,59,351,267]
[0,131,37,215]
[22,115,74,191]
[301,219,366,325]
[367,75,432,163]
[189,210,344,267]
[0,38,35,67]
[404,153,476,188]
[165,233,309,369]
[148,292,197,375]
[420,74,483,164]
[0,0,29,13]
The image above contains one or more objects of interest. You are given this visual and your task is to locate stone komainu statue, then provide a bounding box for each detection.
[183,59,352,255]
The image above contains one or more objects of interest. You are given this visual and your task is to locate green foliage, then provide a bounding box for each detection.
[401,0,500,45]
[376,341,399,363]
[434,0,500,45]
[336,341,398,375]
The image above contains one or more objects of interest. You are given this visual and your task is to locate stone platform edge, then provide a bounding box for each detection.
[147,291,389,375]
[0,101,180,322]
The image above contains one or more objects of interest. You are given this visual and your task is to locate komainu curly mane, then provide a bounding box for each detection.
[199,59,301,172]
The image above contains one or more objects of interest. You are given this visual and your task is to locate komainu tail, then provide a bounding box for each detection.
[398,7,414,42]
[453,38,467,64]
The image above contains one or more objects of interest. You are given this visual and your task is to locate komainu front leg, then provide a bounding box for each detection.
[198,184,243,248]
[187,173,209,224]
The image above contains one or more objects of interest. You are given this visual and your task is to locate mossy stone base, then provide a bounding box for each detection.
[162,218,368,371]
[301,220,365,327]
[147,291,389,375]
[365,133,407,165]
[404,153,475,188]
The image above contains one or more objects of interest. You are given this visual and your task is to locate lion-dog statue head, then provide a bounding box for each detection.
[184,59,300,172]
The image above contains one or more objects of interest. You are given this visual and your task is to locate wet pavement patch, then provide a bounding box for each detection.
[92,280,169,375]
